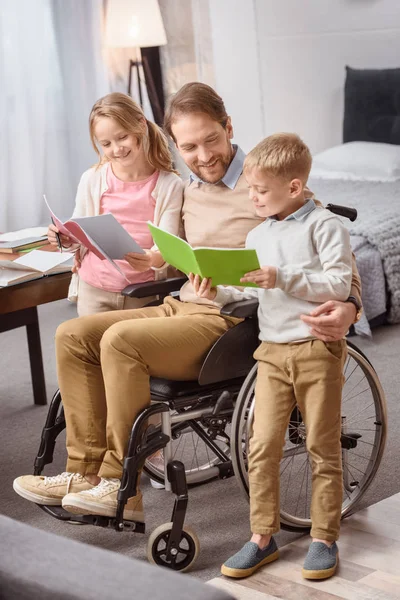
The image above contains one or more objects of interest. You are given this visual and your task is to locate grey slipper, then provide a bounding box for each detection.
[221,538,279,578]
[302,541,339,580]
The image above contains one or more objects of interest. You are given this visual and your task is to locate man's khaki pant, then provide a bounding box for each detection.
[249,339,347,541]
[56,297,239,479]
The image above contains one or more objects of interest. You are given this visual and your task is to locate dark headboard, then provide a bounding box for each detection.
[343,66,400,145]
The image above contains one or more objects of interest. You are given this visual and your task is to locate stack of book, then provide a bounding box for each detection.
[0,227,48,254]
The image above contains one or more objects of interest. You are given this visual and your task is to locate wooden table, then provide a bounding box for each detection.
[0,251,71,405]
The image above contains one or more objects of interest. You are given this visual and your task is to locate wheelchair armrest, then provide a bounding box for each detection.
[220,298,259,318]
[122,277,188,298]
[326,203,357,222]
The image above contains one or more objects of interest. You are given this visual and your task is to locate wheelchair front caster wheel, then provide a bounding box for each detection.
[147,522,200,572]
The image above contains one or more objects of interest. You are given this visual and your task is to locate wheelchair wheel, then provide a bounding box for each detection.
[231,342,387,532]
[147,522,200,572]
[144,417,233,487]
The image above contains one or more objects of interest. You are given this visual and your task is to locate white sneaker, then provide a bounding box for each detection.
[62,477,144,521]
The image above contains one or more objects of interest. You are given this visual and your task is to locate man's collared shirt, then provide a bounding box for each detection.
[189,145,245,190]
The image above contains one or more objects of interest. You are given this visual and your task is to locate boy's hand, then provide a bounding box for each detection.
[241,266,277,288]
[189,273,217,300]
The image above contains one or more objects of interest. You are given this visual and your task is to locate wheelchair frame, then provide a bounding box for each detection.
[31,203,386,571]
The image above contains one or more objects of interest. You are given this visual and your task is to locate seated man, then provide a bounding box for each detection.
[13,83,362,522]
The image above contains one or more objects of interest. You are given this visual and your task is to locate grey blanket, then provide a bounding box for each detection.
[308,178,400,327]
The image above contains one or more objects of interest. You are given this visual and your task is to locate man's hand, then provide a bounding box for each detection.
[124,250,164,272]
[47,224,72,248]
[300,300,357,341]
[240,266,277,289]
[72,247,81,273]
[188,273,217,300]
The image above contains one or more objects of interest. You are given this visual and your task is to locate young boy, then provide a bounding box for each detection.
[190,133,353,580]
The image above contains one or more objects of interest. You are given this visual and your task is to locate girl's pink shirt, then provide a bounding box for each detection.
[78,164,158,293]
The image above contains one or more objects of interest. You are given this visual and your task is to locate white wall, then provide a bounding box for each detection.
[209,0,400,153]
[208,0,264,152]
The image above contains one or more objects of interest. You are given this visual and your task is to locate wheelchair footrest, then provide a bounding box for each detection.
[38,505,145,533]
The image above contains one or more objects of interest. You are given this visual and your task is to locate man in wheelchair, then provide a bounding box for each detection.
[13,84,362,561]
[190,133,352,580]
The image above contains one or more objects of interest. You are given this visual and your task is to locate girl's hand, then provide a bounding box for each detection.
[72,247,81,273]
[47,224,72,248]
[240,266,277,289]
[124,250,164,272]
[188,273,217,300]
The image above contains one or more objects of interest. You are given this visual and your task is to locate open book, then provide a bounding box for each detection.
[148,223,260,287]
[44,196,145,275]
[0,250,74,287]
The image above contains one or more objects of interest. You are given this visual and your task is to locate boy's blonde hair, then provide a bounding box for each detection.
[89,92,177,174]
[244,133,312,183]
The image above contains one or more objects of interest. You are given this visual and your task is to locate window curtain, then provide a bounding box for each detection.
[158,0,215,178]
[0,0,109,232]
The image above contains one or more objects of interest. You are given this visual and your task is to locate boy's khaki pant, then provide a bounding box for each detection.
[249,339,347,542]
[55,297,239,479]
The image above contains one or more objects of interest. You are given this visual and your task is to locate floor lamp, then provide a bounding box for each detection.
[104,0,167,107]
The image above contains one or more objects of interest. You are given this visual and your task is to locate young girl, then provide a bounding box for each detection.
[47,92,183,316]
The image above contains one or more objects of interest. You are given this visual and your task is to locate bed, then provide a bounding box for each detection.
[308,66,400,335]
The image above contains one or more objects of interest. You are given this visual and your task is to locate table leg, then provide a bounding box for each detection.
[0,306,47,405]
[26,307,47,405]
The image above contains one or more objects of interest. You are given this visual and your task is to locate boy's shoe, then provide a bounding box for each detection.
[62,477,144,522]
[13,473,94,506]
[221,538,279,578]
[302,541,339,580]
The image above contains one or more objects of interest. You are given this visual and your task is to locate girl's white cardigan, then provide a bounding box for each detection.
[68,163,183,301]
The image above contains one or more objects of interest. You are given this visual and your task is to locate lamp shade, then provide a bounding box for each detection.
[105,0,167,48]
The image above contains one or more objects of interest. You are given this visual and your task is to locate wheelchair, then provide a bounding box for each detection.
[32,204,387,572]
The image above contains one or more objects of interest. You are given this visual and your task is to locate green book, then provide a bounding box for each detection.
[148,222,260,287]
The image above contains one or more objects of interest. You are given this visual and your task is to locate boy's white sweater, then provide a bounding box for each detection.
[214,203,353,343]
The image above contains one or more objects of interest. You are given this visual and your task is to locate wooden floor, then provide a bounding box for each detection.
[208,492,400,600]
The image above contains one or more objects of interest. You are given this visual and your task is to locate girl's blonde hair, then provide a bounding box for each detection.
[89,92,177,174]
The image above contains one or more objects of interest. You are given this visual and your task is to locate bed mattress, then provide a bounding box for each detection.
[308,178,400,333]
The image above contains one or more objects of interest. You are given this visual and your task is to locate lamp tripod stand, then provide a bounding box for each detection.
[127,58,144,107]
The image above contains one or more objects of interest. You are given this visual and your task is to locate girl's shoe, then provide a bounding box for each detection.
[147,450,165,489]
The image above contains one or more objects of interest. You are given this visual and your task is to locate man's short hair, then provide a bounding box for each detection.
[244,133,312,183]
[164,82,229,141]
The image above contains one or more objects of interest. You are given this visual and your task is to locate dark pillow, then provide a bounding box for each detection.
[343,66,400,145]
